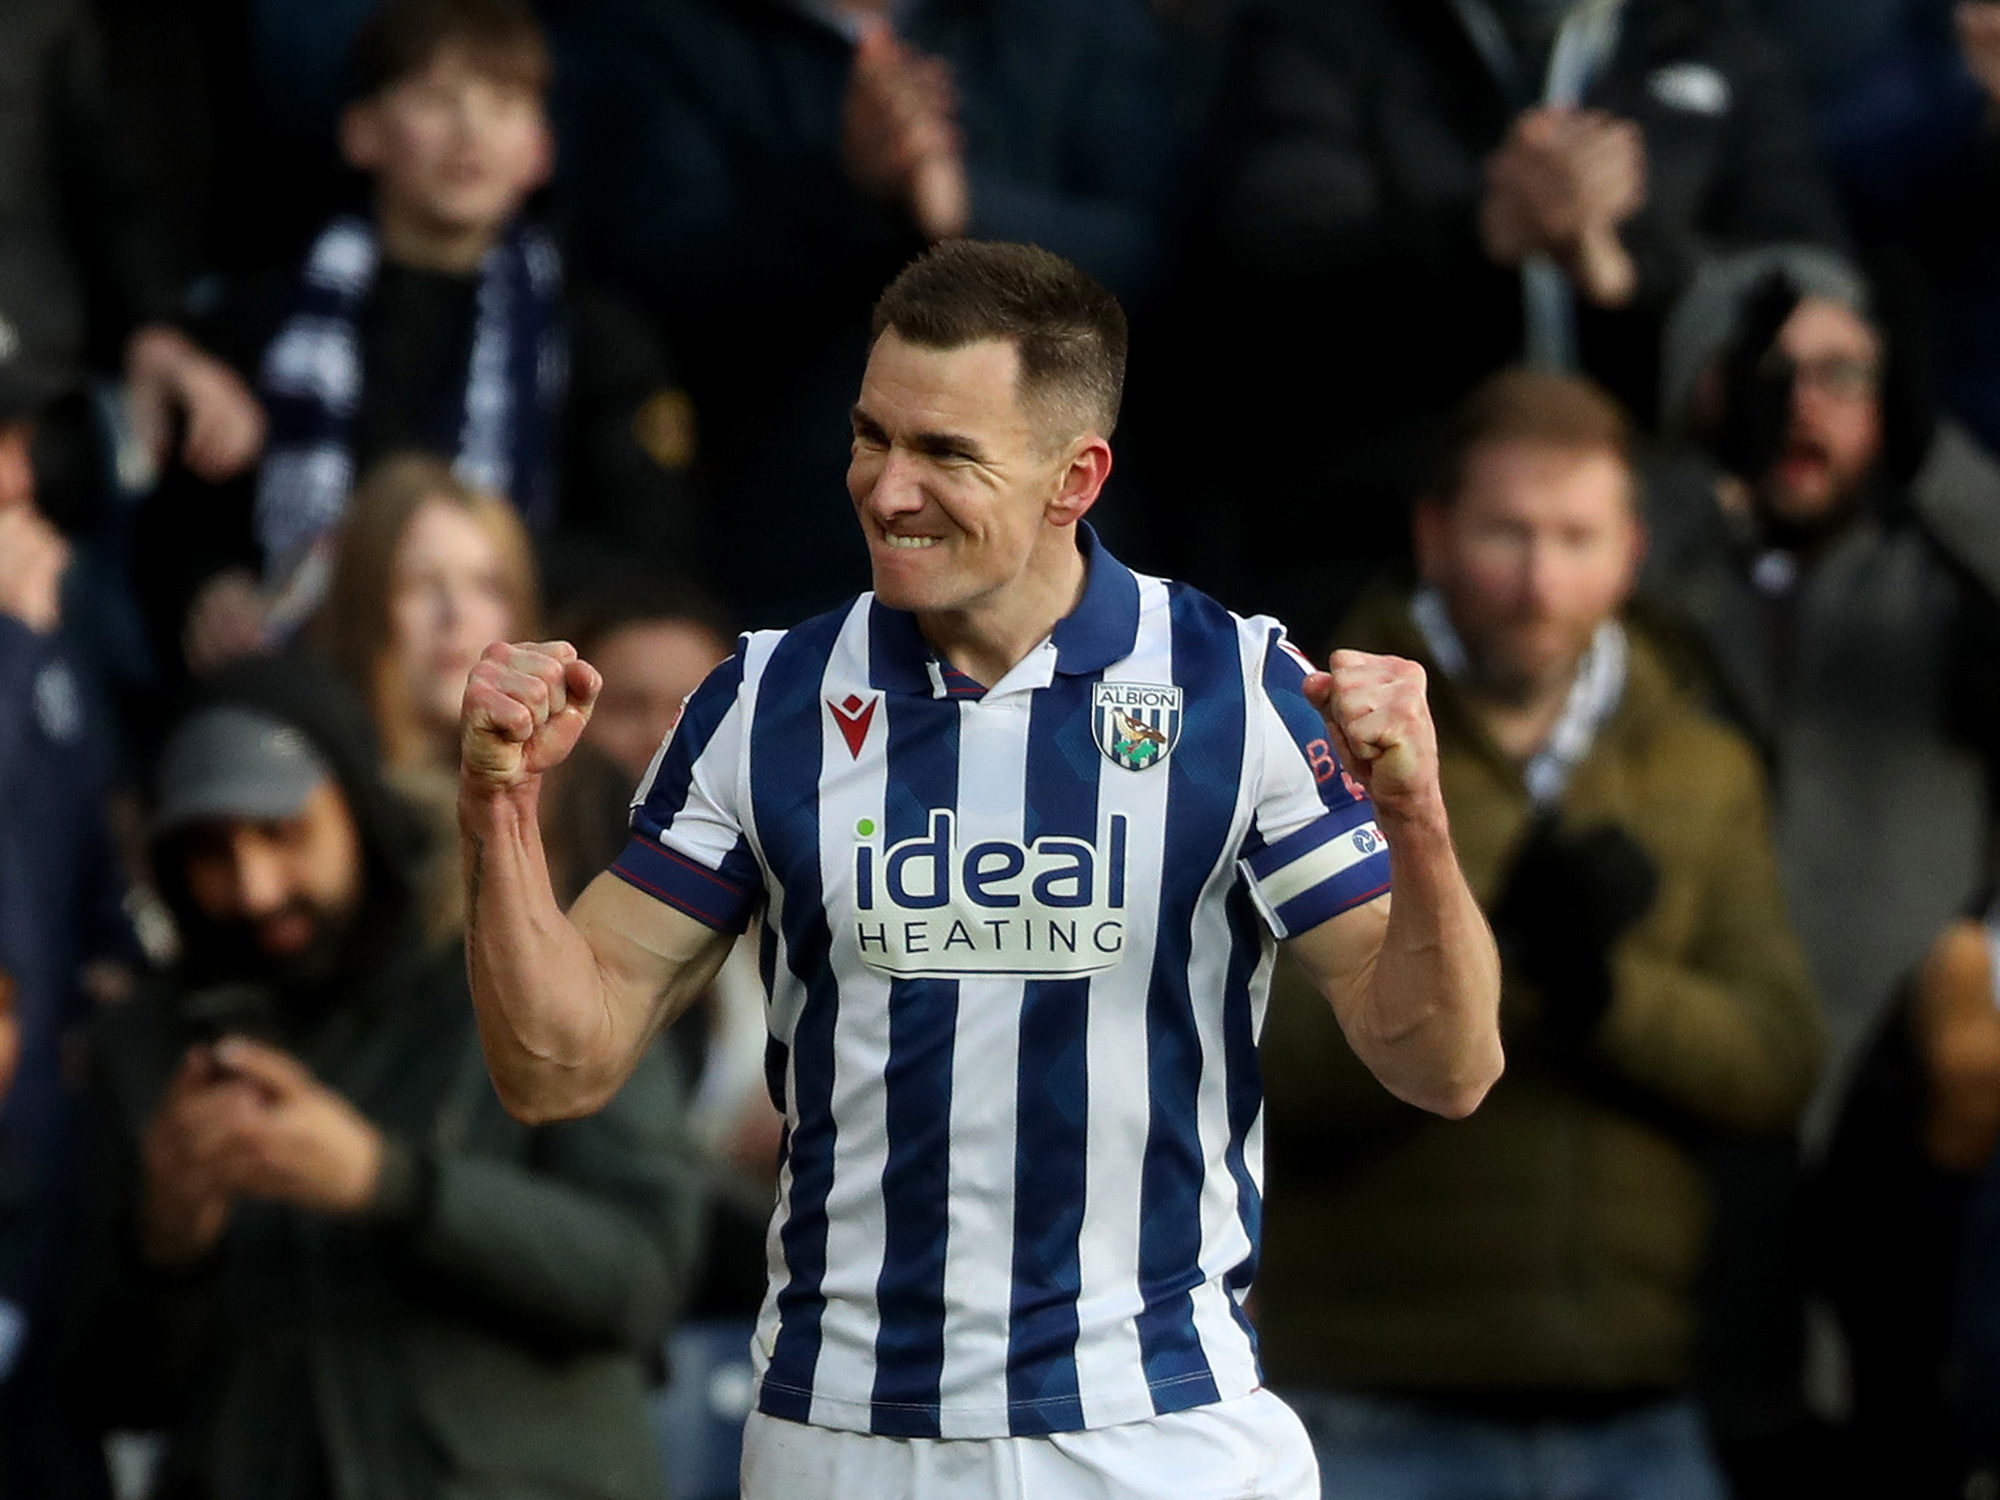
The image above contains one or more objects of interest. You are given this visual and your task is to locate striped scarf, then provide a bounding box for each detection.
[253,215,566,574]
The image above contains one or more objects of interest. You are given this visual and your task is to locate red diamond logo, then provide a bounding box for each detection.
[828,693,878,759]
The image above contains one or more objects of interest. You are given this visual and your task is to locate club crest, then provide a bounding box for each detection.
[1092,683,1183,771]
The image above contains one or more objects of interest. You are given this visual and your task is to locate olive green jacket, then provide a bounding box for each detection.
[1255,586,1822,1395]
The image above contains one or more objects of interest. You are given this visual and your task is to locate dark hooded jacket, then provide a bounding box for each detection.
[61,655,701,1500]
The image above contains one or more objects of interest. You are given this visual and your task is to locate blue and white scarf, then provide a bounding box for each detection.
[254,215,567,574]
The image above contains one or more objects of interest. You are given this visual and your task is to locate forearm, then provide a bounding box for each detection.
[461,782,626,1122]
[1351,806,1503,1118]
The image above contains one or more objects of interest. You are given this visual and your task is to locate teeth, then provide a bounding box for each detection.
[885,535,940,549]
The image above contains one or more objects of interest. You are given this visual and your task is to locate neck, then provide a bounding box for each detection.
[375,198,502,274]
[1462,664,1578,764]
[917,532,1088,689]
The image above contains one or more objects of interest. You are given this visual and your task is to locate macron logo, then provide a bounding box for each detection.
[829,693,879,759]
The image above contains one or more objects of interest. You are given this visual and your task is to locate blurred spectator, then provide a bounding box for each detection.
[560,575,734,786]
[1188,0,1844,649]
[1810,902,2000,1498]
[549,0,1181,625]
[0,0,264,492]
[1256,369,1821,1499]
[311,453,632,932]
[63,652,700,1500]
[162,0,701,675]
[1647,246,2000,1132]
[0,348,138,1499]
[1765,0,2000,464]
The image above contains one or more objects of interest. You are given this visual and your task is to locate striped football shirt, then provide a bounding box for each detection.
[611,528,1391,1439]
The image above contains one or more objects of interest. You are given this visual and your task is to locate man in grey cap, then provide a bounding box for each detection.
[61,653,704,1500]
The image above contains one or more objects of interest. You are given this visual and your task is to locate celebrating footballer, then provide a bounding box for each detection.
[459,241,1502,1499]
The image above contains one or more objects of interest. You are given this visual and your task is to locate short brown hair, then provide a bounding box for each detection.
[351,0,551,99]
[310,453,540,770]
[870,240,1129,440]
[1432,369,1637,505]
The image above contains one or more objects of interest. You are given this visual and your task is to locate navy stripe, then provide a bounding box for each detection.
[1218,881,1266,1351]
[630,648,747,834]
[1005,671,1103,1434]
[868,691,961,1436]
[607,833,759,932]
[1260,627,1367,814]
[749,611,847,1423]
[1271,853,1393,934]
[1241,799,1375,881]
[1134,585,1241,1413]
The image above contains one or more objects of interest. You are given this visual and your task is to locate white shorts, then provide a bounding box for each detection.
[739,1387,1321,1500]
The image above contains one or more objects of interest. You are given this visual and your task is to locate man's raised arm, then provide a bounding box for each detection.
[460,640,733,1123]
[1288,651,1503,1119]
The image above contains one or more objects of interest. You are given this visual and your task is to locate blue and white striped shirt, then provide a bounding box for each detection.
[611,530,1391,1438]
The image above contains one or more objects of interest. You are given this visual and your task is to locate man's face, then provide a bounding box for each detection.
[848,332,1084,616]
[586,619,730,784]
[344,44,552,238]
[0,420,35,510]
[179,781,365,973]
[1759,296,1884,528]
[1416,440,1643,704]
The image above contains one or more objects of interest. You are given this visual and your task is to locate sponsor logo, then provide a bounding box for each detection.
[1092,683,1182,771]
[849,809,1129,978]
[1353,827,1380,855]
[827,693,879,759]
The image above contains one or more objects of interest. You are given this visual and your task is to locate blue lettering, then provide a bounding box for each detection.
[903,921,930,953]
[944,920,976,951]
[857,923,888,952]
[856,845,874,909]
[1032,839,1094,907]
[982,919,1008,946]
[1092,921,1124,954]
[1048,921,1078,953]
[887,810,952,909]
[964,841,1025,907]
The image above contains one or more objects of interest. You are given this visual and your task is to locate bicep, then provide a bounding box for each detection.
[570,872,740,1055]
[1282,892,1391,1039]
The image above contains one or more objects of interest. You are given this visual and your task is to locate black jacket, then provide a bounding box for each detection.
[1207,0,1846,425]
[62,657,704,1500]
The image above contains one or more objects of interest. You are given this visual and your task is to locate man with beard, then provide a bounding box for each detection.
[1254,368,1821,1500]
[61,653,702,1500]
[1648,247,2000,1134]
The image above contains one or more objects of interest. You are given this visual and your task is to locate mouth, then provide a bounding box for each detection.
[881,534,942,551]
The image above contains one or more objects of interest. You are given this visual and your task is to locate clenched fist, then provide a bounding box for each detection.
[1303,650,1444,823]
[461,640,603,794]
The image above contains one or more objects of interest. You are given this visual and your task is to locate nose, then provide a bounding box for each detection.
[229,833,290,918]
[855,445,925,519]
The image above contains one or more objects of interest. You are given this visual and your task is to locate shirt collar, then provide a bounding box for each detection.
[867,523,1142,696]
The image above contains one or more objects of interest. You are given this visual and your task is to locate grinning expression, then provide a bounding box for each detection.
[847,332,1081,619]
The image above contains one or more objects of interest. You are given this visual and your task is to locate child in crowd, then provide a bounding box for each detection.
[171,0,698,672]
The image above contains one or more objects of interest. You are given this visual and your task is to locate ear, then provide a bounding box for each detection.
[1412,495,1451,585]
[339,101,384,172]
[1046,436,1113,527]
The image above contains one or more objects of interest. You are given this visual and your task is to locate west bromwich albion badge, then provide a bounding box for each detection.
[1092,683,1182,771]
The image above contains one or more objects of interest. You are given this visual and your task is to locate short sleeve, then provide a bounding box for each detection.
[608,644,763,932]
[1237,628,1392,939]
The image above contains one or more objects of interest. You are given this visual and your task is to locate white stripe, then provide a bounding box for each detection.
[261,318,362,409]
[933,694,1031,1435]
[1252,822,1383,912]
[801,604,893,1426]
[1073,576,1176,1428]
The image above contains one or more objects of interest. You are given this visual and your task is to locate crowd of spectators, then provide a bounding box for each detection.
[3,0,2000,1495]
